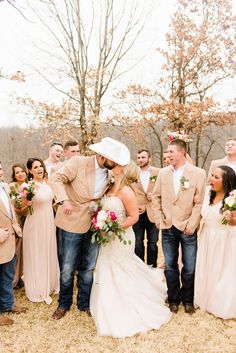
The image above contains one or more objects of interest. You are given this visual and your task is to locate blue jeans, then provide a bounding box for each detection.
[57,227,99,311]
[0,256,16,312]
[133,212,159,267]
[162,226,197,305]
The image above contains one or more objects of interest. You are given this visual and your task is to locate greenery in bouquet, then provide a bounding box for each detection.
[221,190,236,225]
[20,181,36,215]
[91,209,130,246]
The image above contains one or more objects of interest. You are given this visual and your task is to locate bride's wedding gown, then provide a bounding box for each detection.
[90,196,171,338]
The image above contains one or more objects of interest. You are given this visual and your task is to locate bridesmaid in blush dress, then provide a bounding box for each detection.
[23,158,59,304]
[194,166,236,319]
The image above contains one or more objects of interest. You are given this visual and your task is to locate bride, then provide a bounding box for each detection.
[90,160,172,338]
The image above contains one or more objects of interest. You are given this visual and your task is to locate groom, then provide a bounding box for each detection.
[49,137,130,320]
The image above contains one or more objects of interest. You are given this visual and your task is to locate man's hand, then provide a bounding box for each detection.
[183,227,193,236]
[0,228,9,243]
[146,192,152,201]
[63,200,73,215]
[193,194,201,204]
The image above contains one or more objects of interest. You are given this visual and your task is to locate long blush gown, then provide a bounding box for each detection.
[194,187,236,319]
[23,181,59,304]
[90,196,172,338]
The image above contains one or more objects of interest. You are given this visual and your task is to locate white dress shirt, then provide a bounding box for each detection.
[172,162,188,196]
[0,183,12,217]
[139,167,151,193]
[93,158,108,198]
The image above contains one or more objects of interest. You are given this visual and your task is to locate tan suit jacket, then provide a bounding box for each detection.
[49,155,111,233]
[0,183,22,265]
[152,164,206,234]
[207,156,233,182]
[133,166,160,223]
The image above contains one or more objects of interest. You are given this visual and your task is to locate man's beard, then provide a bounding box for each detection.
[139,161,149,168]
[104,160,117,170]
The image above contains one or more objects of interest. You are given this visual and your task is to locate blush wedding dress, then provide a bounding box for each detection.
[90,196,172,338]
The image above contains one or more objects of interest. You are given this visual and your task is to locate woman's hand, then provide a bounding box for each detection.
[223,210,236,226]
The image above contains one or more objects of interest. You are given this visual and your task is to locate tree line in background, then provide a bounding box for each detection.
[0,122,235,182]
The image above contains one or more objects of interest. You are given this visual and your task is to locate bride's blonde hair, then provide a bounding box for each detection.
[119,160,139,190]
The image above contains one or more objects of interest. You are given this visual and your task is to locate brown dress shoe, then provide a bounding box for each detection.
[52,307,67,320]
[0,316,14,326]
[184,304,195,315]
[9,306,28,314]
[169,303,179,313]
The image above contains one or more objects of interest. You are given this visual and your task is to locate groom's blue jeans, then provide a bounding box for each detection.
[57,227,99,311]
[162,226,197,305]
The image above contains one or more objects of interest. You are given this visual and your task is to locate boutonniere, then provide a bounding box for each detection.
[106,176,115,190]
[180,176,190,190]
[150,175,157,183]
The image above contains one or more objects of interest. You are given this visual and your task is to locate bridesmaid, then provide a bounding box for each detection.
[194,166,236,319]
[9,163,30,288]
[23,158,59,304]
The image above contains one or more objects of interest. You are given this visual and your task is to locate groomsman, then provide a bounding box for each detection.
[0,162,27,326]
[49,137,130,320]
[133,149,159,267]
[152,139,206,314]
[44,142,64,177]
[51,140,80,175]
[208,137,236,181]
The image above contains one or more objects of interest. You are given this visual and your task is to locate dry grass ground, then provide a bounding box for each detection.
[1,289,236,353]
[1,238,236,353]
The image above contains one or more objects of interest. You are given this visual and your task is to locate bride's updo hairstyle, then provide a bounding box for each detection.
[119,160,139,190]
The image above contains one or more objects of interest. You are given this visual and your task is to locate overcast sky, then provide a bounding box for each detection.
[0,0,235,127]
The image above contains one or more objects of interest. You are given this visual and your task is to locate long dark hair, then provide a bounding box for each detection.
[11,163,28,182]
[209,165,236,212]
[26,158,48,180]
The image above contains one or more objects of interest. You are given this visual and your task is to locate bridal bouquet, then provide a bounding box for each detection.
[91,209,129,246]
[20,181,36,215]
[221,190,236,225]
[9,185,22,209]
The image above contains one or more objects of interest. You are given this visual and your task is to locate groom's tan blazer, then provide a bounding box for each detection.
[133,166,160,223]
[152,163,206,234]
[49,155,110,233]
[0,183,22,265]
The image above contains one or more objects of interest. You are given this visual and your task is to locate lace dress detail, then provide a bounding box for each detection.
[90,196,171,338]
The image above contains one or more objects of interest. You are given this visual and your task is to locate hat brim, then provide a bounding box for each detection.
[89,142,130,166]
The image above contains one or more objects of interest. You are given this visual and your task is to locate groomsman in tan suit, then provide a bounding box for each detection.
[207,137,236,181]
[0,162,27,326]
[133,149,160,267]
[49,137,130,320]
[152,140,206,314]
[44,142,64,177]
[50,140,81,175]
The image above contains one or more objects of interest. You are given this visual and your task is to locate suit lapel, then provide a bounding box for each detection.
[166,167,176,201]
[0,198,12,219]
[146,166,156,193]
[175,164,194,202]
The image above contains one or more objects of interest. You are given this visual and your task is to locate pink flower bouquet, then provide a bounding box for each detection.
[91,209,128,246]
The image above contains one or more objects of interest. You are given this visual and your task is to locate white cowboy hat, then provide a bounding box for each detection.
[89,137,130,166]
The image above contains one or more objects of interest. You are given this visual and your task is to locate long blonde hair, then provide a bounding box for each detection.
[119,160,139,190]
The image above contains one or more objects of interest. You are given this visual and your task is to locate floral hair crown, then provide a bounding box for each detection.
[167,131,192,143]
